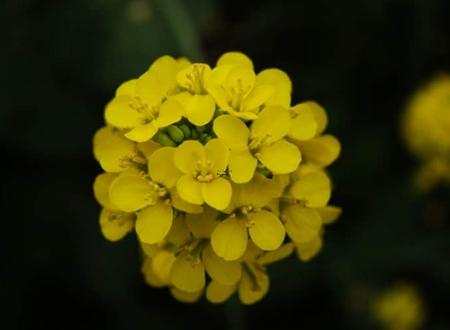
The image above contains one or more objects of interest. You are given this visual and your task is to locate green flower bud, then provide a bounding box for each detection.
[200,133,211,144]
[179,124,191,139]
[167,125,185,143]
[191,129,199,139]
[154,131,176,147]
[196,125,206,133]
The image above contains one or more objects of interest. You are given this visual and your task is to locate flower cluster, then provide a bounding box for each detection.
[403,75,450,190]
[93,52,341,304]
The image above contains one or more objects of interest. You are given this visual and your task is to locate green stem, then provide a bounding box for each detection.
[155,0,204,61]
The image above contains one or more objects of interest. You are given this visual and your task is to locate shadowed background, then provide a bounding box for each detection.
[1,0,450,329]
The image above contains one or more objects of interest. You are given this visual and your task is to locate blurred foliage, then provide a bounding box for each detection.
[1,0,450,329]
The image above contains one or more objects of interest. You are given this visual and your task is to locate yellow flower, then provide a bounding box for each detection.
[109,147,200,244]
[175,63,216,125]
[174,139,232,210]
[213,106,301,183]
[403,75,450,190]
[373,283,425,330]
[93,126,137,173]
[279,166,342,260]
[93,172,135,241]
[255,68,292,109]
[104,56,186,142]
[206,242,295,305]
[205,52,274,120]
[210,175,287,261]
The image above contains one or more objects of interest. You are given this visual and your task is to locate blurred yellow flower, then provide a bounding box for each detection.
[93,51,341,304]
[403,75,450,190]
[373,283,425,330]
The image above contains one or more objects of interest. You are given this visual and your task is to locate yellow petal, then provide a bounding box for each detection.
[151,250,176,284]
[148,147,181,188]
[176,57,191,69]
[201,178,232,210]
[176,63,211,92]
[174,140,206,173]
[137,140,160,159]
[93,127,135,173]
[289,170,331,207]
[141,257,166,288]
[109,170,156,212]
[228,150,257,183]
[229,174,287,210]
[257,242,295,266]
[135,71,165,106]
[205,138,229,173]
[308,101,328,135]
[251,105,291,143]
[148,55,179,95]
[170,287,203,303]
[283,205,322,243]
[294,135,341,167]
[183,94,216,126]
[256,68,292,108]
[135,201,173,244]
[206,281,236,304]
[99,209,134,242]
[140,241,159,257]
[213,115,250,151]
[225,65,255,97]
[257,140,301,174]
[204,80,233,112]
[154,98,184,128]
[241,84,274,112]
[185,207,219,239]
[115,79,137,96]
[165,215,191,246]
[248,210,285,251]
[217,51,253,70]
[202,244,242,285]
[289,103,318,141]
[176,175,204,205]
[104,95,142,128]
[239,240,263,262]
[239,265,269,305]
[125,123,158,142]
[170,188,204,213]
[211,217,248,261]
[317,205,342,225]
[93,173,118,210]
[295,236,323,262]
[230,109,259,120]
[170,253,206,293]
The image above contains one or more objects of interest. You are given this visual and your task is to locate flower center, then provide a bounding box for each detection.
[184,65,208,95]
[193,159,215,183]
[248,134,272,151]
[129,96,159,123]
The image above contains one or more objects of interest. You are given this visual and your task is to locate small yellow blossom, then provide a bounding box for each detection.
[175,63,216,125]
[373,283,426,330]
[403,75,450,190]
[93,51,341,305]
[205,52,274,120]
[210,175,287,260]
[214,106,301,183]
[174,139,232,210]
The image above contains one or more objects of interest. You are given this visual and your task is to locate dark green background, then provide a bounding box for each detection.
[1,0,450,329]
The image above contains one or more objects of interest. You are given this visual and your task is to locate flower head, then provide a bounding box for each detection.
[92,51,341,304]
